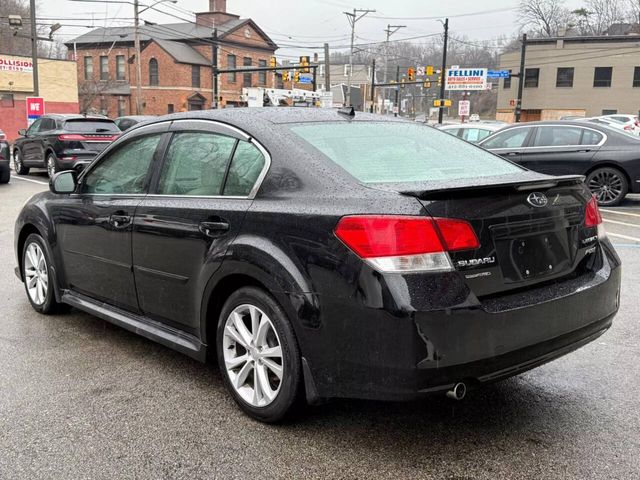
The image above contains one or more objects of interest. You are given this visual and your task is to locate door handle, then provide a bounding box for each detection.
[199,221,230,237]
[109,214,131,229]
[505,152,519,156]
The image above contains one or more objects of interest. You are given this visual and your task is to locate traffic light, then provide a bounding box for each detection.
[269,56,277,68]
[408,67,415,81]
[294,70,300,83]
[434,99,452,107]
[299,56,310,73]
[426,65,434,76]
[282,70,289,82]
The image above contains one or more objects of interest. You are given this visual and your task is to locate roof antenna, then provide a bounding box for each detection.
[337,106,355,117]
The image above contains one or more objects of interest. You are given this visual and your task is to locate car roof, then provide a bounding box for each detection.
[45,114,114,121]
[116,115,155,121]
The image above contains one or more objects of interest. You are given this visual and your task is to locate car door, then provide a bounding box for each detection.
[32,117,57,166]
[480,126,533,164]
[52,124,169,312]
[132,120,268,332]
[518,125,601,175]
[21,118,43,164]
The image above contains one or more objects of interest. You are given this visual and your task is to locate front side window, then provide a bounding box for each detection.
[532,126,582,147]
[482,128,531,150]
[556,67,574,87]
[116,55,126,80]
[594,67,613,87]
[223,141,266,196]
[82,134,162,194]
[84,56,93,80]
[524,68,539,88]
[157,132,236,196]
[149,58,159,86]
[290,123,523,184]
[27,119,42,134]
[100,56,109,80]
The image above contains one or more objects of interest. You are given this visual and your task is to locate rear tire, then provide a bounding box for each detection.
[216,287,302,423]
[21,234,65,315]
[46,153,58,178]
[586,167,628,207]
[13,150,29,175]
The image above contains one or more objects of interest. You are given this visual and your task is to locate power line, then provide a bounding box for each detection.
[368,7,517,21]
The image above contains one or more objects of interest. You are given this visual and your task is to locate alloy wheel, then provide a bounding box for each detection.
[223,304,284,407]
[588,170,624,205]
[14,153,22,172]
[47,156,56,178]
[24,242,49,306]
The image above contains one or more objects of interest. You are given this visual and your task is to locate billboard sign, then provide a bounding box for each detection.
[445,68,487,91]
[0,57,33,73]
[458,100,471,117]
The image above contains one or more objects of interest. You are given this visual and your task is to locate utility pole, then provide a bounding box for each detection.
[394,65,400,117]
[370,59,375,113]
[383,24,405,113]
[29,0,39,96]
[323,42,331,92]
[344,8,375,106]
[133,0,143,114]
[515,33,527,123]
[438,18,449,125]
[212,28,219,109]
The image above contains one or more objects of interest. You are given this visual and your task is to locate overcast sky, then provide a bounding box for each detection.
[40,0,585,58]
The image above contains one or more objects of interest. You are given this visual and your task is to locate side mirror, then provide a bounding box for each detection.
[50,170,77,194]
[18,129,27,136]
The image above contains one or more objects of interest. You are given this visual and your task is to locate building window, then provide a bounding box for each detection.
[117,97,126,117]
[227,54,236,82]
[258,59,267,85]
[524,68,539,88]
[594,67,613,87]
[556,67,574,87]
[633,67,640,87]
[503,72,511,89]
[344,64,351,77]
[602,109,618,115]
[243,57,252,87]
[1,93,14,107]
[168,104,174,114]
[192,65,201,88]
[149,58,159,86]
[100,56,109,81]
[100,96,108,116]
[116,55,126,80]
[84,56,93,80]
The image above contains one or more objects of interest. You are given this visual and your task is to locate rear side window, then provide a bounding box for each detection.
[532,126,582,147]
[581,129,604,146]
[482,128,531,149]
[157,132,236,196]
[64,120,119,133]
[82,134,162,194]
[290,122,523,184]
[461,128,492,143]
[223,141,266,196]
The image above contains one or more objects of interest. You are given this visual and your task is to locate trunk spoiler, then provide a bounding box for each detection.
[371,173,586,199]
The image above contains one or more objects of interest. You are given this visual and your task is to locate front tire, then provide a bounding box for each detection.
[587,167,628,206]
[0,168,9,184]
[13,150,29,175]
[216,287,302,423]
[22,234,64,314]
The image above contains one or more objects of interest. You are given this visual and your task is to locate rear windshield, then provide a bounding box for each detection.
[63,120,119,133]
[289,122,523,184]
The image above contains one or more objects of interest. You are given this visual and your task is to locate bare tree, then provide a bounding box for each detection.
[585,0,626,34]
[78,80,120,114]
[627,0,640,24]
[518,0,573,36]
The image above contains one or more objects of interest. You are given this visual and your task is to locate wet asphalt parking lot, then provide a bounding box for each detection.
[1,172,639,479]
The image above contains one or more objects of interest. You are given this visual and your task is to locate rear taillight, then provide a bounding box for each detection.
[58,134,119,141]
[58,134,87,141]
[334,215,479,273]
[585,196,606,240]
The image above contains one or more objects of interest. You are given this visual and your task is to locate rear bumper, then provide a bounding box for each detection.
[57,150,98,171]
[305,242,621,401]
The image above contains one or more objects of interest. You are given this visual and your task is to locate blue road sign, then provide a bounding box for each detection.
[487,70,510,79]
[298,76,313,84]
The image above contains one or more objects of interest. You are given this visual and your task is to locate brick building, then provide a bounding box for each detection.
[65,0,278,116]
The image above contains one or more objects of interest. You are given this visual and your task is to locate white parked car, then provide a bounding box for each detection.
[437,123,505,143]
[584,117,631,134]
[600,114,640,135]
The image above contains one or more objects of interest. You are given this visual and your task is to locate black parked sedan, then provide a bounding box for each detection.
[0,140,10,184]
[12,114,120,177]
[15,109,620,422]
[479,120,640,206]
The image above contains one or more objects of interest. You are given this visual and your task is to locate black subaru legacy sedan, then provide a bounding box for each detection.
[14,108,620,422]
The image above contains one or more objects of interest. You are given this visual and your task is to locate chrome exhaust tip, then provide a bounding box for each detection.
[446,382,467,401]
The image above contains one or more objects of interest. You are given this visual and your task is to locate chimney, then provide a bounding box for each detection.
[196,0,238,27]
